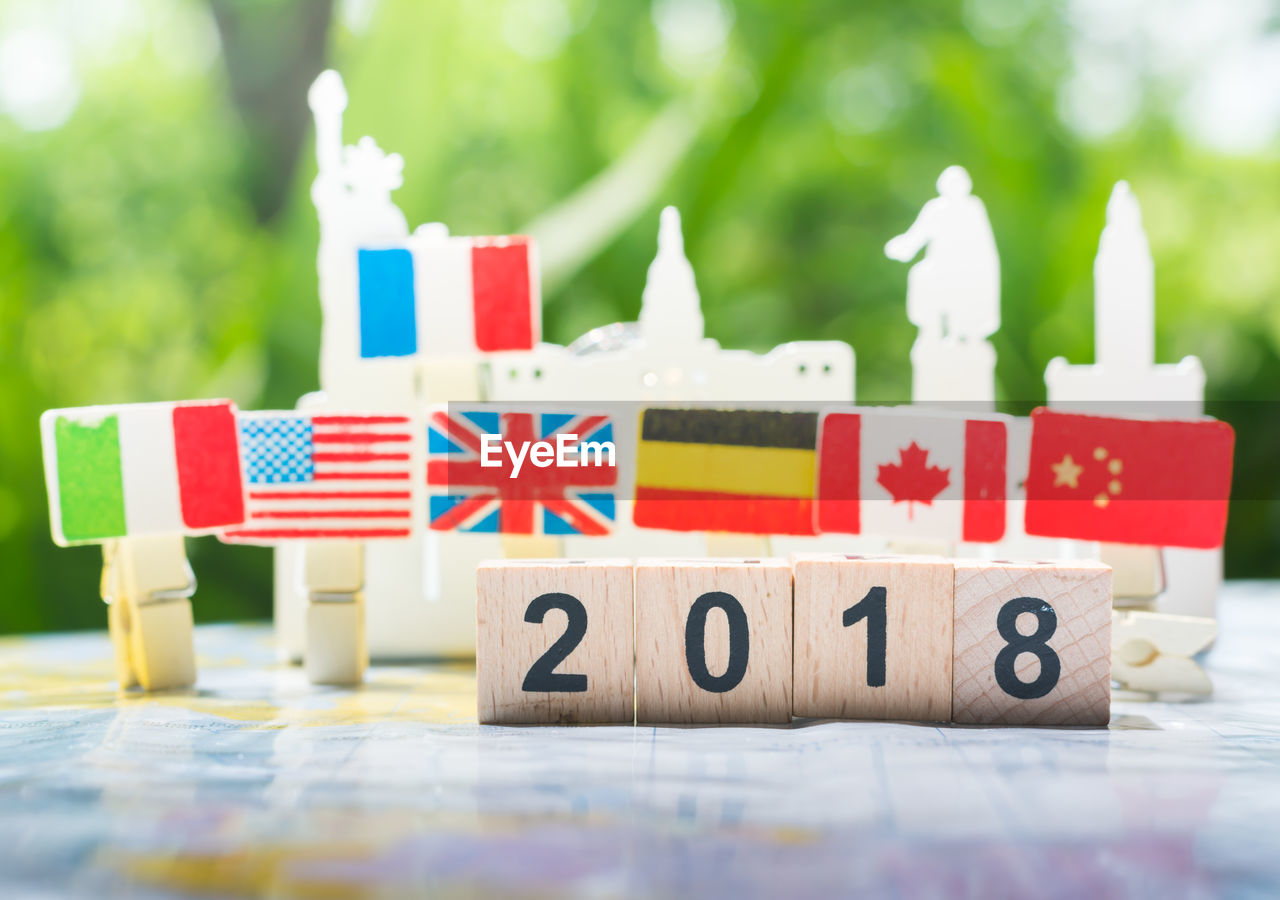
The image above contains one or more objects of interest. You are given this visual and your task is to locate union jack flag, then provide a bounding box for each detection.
[426,409,616,535]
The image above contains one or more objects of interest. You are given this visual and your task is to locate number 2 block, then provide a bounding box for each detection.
[476,559,634,724]
[793,554,953,722]
[952,560,1112,726]
[635,559,792,724]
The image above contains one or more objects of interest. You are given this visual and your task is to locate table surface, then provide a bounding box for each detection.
[0,584,1277,898]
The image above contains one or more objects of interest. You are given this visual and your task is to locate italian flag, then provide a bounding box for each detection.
[41,400,246,546]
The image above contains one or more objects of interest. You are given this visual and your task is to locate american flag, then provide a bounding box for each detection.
[221,412,415,543]
[426,409,616,535]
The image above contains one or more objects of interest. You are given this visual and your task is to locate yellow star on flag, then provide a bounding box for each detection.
[1052,453,1084,489]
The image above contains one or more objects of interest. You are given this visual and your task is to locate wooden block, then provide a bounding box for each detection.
[129,598,197,691]
[952,559,1112,725]
[635,558,792,724]
[476,559,633,724]
[792,554,953,722]
[306,597,368,685]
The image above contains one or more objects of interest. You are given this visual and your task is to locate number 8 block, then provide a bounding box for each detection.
[952,559,1112,726]
[476,559,634,724]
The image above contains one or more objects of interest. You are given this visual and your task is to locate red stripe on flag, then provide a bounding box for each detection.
[962,419,1007,542]
[173,402,245,529]
[312,452,410,462]
[815,412,860,534]
[471,239,535,352]
[223,529,411,539]
[633,487,816,535]
[312,415,410,425]
[313,471,411,481]
[252,509,411,519]
[248,491,410,500]
[312,432,411,444]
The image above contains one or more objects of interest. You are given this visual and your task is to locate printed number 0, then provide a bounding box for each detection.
[521,592,588,693]
[843,586,887,687]
[685,591,750,693]
[994,597,1061,700]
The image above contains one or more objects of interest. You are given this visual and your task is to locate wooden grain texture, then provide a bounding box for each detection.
[476,559,633,725]
[792,554,953,722]
[635,558,792,724]
[953,559,1112,726]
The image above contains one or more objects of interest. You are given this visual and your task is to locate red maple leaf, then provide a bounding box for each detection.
[876,442,951,518]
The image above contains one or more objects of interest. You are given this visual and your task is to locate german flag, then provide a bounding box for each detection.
[632,408,819,534]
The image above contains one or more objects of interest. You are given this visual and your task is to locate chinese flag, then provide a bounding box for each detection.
[1024,408,1234,549]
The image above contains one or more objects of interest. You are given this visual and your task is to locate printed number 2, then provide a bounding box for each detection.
[843,586,887,687]
[522,592,588,693]
[994,596,1060,699]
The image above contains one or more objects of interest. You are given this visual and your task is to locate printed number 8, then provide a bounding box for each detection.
[994,596,1061,700]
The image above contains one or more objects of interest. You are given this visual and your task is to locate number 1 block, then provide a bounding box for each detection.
[636,559,792,724]
[476,559,634,725]
[952,559,1112,726]
[793,554,953,722]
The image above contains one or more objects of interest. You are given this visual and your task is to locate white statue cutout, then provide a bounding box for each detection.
[308,70,408,247]
[1094,181,1154,372]
[887,166,999,406]
[639,206,705,345]
[886,165,1000,342]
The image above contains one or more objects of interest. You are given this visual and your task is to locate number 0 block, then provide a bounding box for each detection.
[952,560,1112,726]
[793,554,953,722]
[476,559,634,725]
[635,558,792,724]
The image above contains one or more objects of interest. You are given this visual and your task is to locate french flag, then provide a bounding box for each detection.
[356,233,540,360]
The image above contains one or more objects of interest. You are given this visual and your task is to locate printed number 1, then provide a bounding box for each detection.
[843,586,887,687]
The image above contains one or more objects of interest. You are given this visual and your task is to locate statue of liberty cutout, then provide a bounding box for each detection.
[886,165,1000,408]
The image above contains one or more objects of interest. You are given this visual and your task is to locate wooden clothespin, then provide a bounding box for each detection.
[1112,609,1216,695]
[101,535,197,691]
[704,533,772,558]
[500,534,564,559]
[302,540,367,685]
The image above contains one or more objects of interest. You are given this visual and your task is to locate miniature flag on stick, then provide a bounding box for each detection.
[426,409,617,535]
[815,408,1008,542]
[356,235,539,359]
[41,400,245,545]
[221,412,416,543]
[1024,408,1234,549]
[633,408,819,535]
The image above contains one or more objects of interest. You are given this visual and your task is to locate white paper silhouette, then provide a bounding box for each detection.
[1094,181,1154,371]
[638,206,705,345]
[885,165,1000,342]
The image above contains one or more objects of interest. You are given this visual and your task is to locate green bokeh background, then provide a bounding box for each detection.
[2,0,1277,632]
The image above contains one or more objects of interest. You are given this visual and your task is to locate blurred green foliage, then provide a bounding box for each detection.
[2,0,1277,632]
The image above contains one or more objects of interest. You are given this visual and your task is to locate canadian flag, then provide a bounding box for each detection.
[815,408,1008,542]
